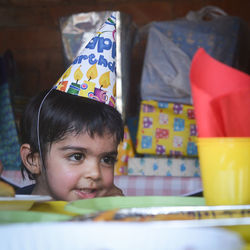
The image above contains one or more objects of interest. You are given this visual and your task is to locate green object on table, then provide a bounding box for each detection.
[65,196,205,215]
[0,210,72,224]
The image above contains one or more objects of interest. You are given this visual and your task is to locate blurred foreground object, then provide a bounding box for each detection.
[0,180,15,197]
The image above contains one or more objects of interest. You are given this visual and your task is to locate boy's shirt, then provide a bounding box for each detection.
[16,184,35,195]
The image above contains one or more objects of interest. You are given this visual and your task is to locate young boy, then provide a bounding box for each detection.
[17,12,125,201]
[18,89,124,200]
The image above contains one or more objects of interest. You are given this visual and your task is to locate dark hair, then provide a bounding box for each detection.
[20,89,124,180]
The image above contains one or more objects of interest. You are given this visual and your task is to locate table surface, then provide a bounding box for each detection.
[0,197,249,249]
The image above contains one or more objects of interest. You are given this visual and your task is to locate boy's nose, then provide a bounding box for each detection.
[84,159,101,180]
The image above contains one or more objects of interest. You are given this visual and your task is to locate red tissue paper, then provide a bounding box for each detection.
[190,48,250,137]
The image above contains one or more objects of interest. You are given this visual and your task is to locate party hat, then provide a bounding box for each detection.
[54,12,117,107]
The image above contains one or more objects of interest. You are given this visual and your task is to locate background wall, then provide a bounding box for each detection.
[0,0,249,99]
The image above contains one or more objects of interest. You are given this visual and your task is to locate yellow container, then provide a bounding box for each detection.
[197,137,250,205]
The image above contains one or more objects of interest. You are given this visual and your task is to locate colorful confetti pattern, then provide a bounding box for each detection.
[136,100,198,157]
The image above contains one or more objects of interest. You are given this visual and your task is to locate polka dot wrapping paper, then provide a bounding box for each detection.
[127,157,200,177]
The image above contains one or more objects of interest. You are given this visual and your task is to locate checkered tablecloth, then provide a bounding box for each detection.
[2,170,203,197]
[114,176,202,196]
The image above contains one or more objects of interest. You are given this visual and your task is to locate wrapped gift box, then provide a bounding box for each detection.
[128,157,200,177]
[136,100,198,156]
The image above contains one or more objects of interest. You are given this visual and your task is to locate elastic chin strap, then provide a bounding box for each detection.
[36,88,54,168]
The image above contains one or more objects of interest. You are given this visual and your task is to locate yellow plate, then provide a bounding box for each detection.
[0,195,52,211]
[31,201,78,216]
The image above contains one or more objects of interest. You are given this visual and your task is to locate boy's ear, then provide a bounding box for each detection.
[20,144,41,175]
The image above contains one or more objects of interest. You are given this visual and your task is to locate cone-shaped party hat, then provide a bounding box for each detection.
[54,12,117,107]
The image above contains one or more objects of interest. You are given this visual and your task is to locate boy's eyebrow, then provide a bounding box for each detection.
[58,146,87,151]
[105,150,118,156]
[58,146,118,155]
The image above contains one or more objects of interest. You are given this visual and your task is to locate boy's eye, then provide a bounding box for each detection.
[69,153,84,161]
[101,156,117,166]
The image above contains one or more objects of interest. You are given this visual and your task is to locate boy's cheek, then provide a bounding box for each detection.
[102,168,115,187]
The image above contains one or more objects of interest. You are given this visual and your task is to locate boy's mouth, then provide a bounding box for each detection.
[75,188,98,199]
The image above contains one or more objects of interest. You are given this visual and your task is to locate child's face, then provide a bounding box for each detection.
[36,131,118,201]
